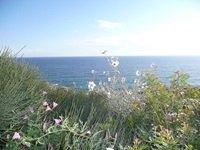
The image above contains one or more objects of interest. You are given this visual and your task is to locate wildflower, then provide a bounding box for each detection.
[52,102,58,109]
[108,77,111,82]
[91,70,95,74]
[121,77,126,83]
[88,81,96,91]
[23,115,29,120]
[111,56,118,62]
[180,92,184,96]
[12,132,20,140]
[107,92,111,98]
[54,119,62,126]
[29,107,34,113]
[192,129,198,134]
[43,122,47,131]
[106,148,114,150]
[43,101,49,106]
[151,63,155,68]
[111,60,119,67]
[136,70,141,76]
[42,91,47,97]
[134,79,139,84]
[134,137,142,145]
[48,143,52,150]
[86,130,91,136]
[45,106,51,111]
[127,90,133,95]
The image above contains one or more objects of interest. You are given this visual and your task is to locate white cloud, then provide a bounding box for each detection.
[67,15,200,56]
[97,20,123,29]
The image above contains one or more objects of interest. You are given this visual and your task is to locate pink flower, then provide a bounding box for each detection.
[29,107,34,113]
[180,92,184,96]
[43,122,47,131]
[86,130,91,136]
[54,119,61,126]
[23,115,29,120]
[43,101,49,106]
[52,102,58,109]
[42,91,47,97]
[45,106,51,111]
[12,132,20,140]
[48,143,52,150]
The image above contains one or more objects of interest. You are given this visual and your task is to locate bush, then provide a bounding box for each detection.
[0,47,48,148]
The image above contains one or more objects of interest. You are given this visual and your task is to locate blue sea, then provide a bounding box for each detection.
[20,56,200,89]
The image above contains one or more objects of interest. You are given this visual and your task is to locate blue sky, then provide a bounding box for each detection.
[1,0,200,57]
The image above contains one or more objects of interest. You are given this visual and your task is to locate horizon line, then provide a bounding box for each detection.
[18,55,200,58]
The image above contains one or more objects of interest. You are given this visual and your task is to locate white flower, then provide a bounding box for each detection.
[142,82,146,86]
[108,77,111,82]
[88,81,96,91]
[136,70,141,76]
[111,61,119,67]
[111,56,118,62]
[107,92,111,98]
[134,79,139,84]
[91,70,96,74]
[121,77,126,83]
[127,90,133,95]
[151,63,155,68]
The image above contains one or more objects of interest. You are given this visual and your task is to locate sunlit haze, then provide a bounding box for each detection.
[1,0,200,57]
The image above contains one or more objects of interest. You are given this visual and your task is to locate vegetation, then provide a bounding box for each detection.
[0,47,199,150]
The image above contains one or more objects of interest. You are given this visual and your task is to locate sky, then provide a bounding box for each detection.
[1,0,200,57]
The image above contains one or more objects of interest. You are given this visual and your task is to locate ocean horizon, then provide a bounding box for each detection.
[19,56,200,89]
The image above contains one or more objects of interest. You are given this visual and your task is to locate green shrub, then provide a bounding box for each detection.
[0,47,48,148]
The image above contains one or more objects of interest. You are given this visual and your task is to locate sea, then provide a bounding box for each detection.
[20,56,200,89]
